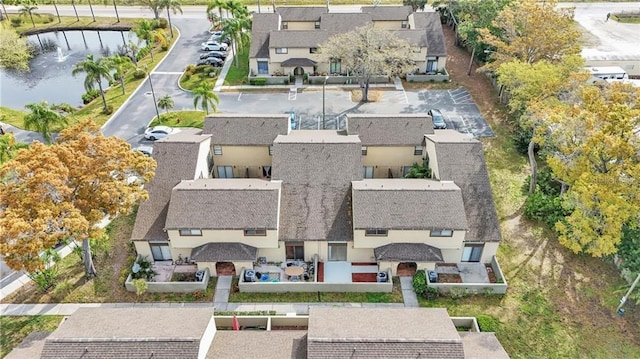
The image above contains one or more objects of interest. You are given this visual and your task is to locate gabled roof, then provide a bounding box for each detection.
[390,29,429,47]
[374,243,444,262]
[250,31,270,58]
[307,307,464,358]
[250,13,280,58]
[209,331,308,358]
[459,332,511,359]
[191,242,258,262]
[320,13,373,32]
[426,130,502,243]
[202,114,290,146]
[346,113,434,146]
[281,58,317,67]
[273,131,362,241]
[131,133,210,241]
[40,308,213,359]
[270,30,328,48]
[165,179,281,230]
[276,6,326,21]
[352,179,467,230]
[361,5,413,21]
[413,12,447,56]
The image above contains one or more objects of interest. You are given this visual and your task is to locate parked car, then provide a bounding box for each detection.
[199,51,227,60]
[428,109,447,129]
[286,111,297,129]
[144,126,176,141]
[197,57,224,66]
[200,41,228,52]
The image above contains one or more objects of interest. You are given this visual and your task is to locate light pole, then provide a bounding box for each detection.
[146,67,161,122]
[322,75,329,129]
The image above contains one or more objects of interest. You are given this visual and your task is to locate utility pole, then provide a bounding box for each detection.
[322,76,329,129]
[617,272,640,317]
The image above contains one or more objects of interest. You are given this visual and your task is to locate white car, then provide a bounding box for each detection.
[144,126,175,141]
[201,41,228,52]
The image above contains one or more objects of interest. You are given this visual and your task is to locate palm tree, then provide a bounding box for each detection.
[192,82,219,114]
[206,0,225,25]
[161,0,182,38]
[70,0,79,21]
[157,94,174,121]
[221,16,251,67]
[133,19,167,61]
[106,54,134,95]
[18,1,39,28]
[140,0,163,19]
[226,0,248,18]
[72,55,113,113]
[23,101,68,144]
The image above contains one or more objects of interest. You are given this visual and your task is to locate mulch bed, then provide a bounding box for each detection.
[396,262,417,277]
[317,262,324,282]
[485,264,498,283]
[437,273,463,283]
[351,273,377,282]
[216,262,236,276]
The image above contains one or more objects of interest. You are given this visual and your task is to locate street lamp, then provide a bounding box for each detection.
[322,75,329,129]
[146,67,161,122]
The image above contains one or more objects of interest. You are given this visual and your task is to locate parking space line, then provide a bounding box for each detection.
[288,90,297,101]
[237,93,242,101]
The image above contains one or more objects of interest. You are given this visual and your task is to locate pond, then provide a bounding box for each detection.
[0,30,138,110]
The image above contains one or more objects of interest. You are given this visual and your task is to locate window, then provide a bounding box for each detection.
[363,166,374,179]
[286,243,305,260]
[257,60,268,74]
[365,229,388,236]
[179,228,202,236]
[310,47,318,54]
[426,57,438,74]
[330,59,341,74]
[414,145,423,156]
[213,145,222,155]
[401,20,408,29]
[275,47,288,54]
[269,145,274,156]
[430,229,453,237]
[244,228,267,236]
[314,21,320,29]
[361,146,368,155]
[262,166,272,178]
[282,21,288,29]
[217,166,233,178]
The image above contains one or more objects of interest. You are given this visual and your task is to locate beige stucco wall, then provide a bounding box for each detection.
[353,229,465,250]
[169,229,279,249]
[257,247,285,262]
[270,48,322,65]
[362,146,423,178]
[424,138,440,180]
[213,145,272,178]
[379,261,435,276]
[477,241,500,263]
[347,246,375,262]
[134,241,153,259]
[437,57,447,71]
[283,21,316,30]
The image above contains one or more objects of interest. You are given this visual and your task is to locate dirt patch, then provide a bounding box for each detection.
[485,264,498,283]
[216,262,236,276]
[350,89,383,102]
[438,274,463,283]
[396,262,417,277]
[352,273,377,282]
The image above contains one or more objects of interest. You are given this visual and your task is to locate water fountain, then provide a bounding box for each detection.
[56,47,69,62]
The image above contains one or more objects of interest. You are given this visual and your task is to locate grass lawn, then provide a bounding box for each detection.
[613,14,640,23]
[11,14,135,34]
[0,316,62,358]
[228,277,403,303]
[0,107,28,129]
[149,111,206,128]
[224,43,250,86]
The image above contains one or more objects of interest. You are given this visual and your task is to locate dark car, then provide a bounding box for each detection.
[428,109,447,129]
[197,57,224,66]
[199,51,227,60]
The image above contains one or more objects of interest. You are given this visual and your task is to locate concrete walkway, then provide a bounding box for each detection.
[400,276,419,307]
[212,275,232,309]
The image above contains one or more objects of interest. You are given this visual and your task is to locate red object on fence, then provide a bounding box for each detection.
[232,315,240,331]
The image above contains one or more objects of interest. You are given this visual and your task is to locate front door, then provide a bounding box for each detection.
[328,243,347,261]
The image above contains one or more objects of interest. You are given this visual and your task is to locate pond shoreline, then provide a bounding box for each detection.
[22,25,133,36]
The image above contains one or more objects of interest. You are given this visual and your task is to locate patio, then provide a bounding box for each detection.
[151,261,198,282]
[435,263,491,283]
[248,262,382,284]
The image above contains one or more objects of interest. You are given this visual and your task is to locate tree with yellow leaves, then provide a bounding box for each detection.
[0,121,156,277]
[479,0,581,72]
[545,82,640,257]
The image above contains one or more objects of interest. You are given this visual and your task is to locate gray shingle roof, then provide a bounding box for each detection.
[272,131,362,241]
[426,131,502,243]
[351,179,467,230]
[202,114,290,146]
[209,331,308,358]
[252,12,280,32]
[281,58,318,67]
[320,13,373,32]
[307,307,464,359]
[346,113,434,146]
[250,31,270,58]
[131,135,210,241]
[390,29,429,47]
[270,30,328,48]
[165,179,280,230]
[277,6,326,21]
[41,308,213,359]
[361,5,412,21]
[5,331,50,359]
[459,332,511,359]
[413,12,447,56]
[374,242,444,262]
[191,242,258,262]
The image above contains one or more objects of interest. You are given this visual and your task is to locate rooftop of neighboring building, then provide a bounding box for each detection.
[459,332,511,359]
[208,331,308,358]
[276,6,326,21]
[274,130,361,144]
[202,114,290,146]
[346,113,434,146]
[361,5,413,21]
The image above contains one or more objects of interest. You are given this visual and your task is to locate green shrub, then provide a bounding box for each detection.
[132,278,148,296]
[29,268,58,293]
[101,104,114,115]
[522,167,561,196]
[10,18,22,27]
[131,255,157,280]
[133,69,147,79]
[52,280,73,299]
[192,289,205,300]
[152,18,168,29]
[183,73,191,81]
[412,270,428,296]
[512,124,534,155]
[476,315,499,332]
[619,225,640,274]
[195,64,214,73]
[185,64,196,73]
[51,102,75,114]
[81,89,101,104]
[249,77,267,85]
[136,47,150,61]
[523,191,569,228]
[161,44,169,51]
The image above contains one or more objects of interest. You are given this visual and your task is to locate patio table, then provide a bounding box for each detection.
[284,266,304,277]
